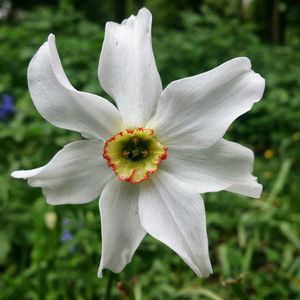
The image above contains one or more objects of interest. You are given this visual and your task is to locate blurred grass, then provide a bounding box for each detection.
[0,4,300,300]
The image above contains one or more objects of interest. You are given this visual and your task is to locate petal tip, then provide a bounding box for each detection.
[118,7,151,26]
[11,167,44,180]
[97,268,103,278]
[104,21,118,32]
[239,56,251,66]
[97,264,103,278]
[47,33,57,54]
[138,7,151,17]
[226,57,251,70]
[97,265,118,278]
[48,33,55,41]
[197,255,213,278]
[257,75,266,99]
[248,71,265,104]
[11,170,31,179]
[199,268,213,278]
[11,170,21,178]
[253,183,263,198]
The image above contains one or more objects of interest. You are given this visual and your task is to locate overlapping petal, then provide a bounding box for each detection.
[98,178,146,276]
[139,171,212,277]
[148,57,265,149]
[98,8,162,127]
[12,140,111,204]
[28,34,122,140]
[162,139,262,198]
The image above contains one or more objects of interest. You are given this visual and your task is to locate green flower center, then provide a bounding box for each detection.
[121,137,150,161]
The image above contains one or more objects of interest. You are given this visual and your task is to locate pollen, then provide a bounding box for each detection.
[103,128,168,183]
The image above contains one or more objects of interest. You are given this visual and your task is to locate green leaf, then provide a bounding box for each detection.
[0,231,11,264]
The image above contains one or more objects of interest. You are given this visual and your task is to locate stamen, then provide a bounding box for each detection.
[122,150,130,158]
[132,137,139,146]
[141,150,149,157]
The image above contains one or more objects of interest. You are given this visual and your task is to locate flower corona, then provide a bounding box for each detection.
[103,128,167,183]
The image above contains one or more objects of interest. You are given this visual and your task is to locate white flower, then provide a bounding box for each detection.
[12,8,265,278]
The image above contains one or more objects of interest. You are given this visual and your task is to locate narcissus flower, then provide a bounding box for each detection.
[12,8,265,277]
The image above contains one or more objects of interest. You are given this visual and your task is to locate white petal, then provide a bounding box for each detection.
[28,34,122,140]
[12,167,45,178]
[148,57,265,149]
[162,139,262,198]
[139,171,212,277]
[98,8,162,127]
[98,178,146,276]
[12,140,111,204]
[225,182,262,198]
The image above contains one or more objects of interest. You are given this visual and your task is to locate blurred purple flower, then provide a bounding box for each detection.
[60,230,73,243]
[0,94,15,121]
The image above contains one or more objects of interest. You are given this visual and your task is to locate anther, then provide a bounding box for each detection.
[132,137,139,146]
[122,150,130,158]
[141,150,149,158]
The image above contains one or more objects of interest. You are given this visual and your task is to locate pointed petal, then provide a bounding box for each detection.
[28,34,122,140]
[12,140,111,204]
[139,171,212,277]
[12,167,44,178]
[148,57,265,149]
[98,178,146,276]
[225,182,262,198]
[162,139,262,198]
[98,8,162,127]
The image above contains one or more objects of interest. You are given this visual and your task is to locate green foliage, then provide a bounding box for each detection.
[0,4,300,300]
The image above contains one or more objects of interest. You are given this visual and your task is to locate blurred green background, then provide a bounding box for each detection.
[0,0,300,299]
